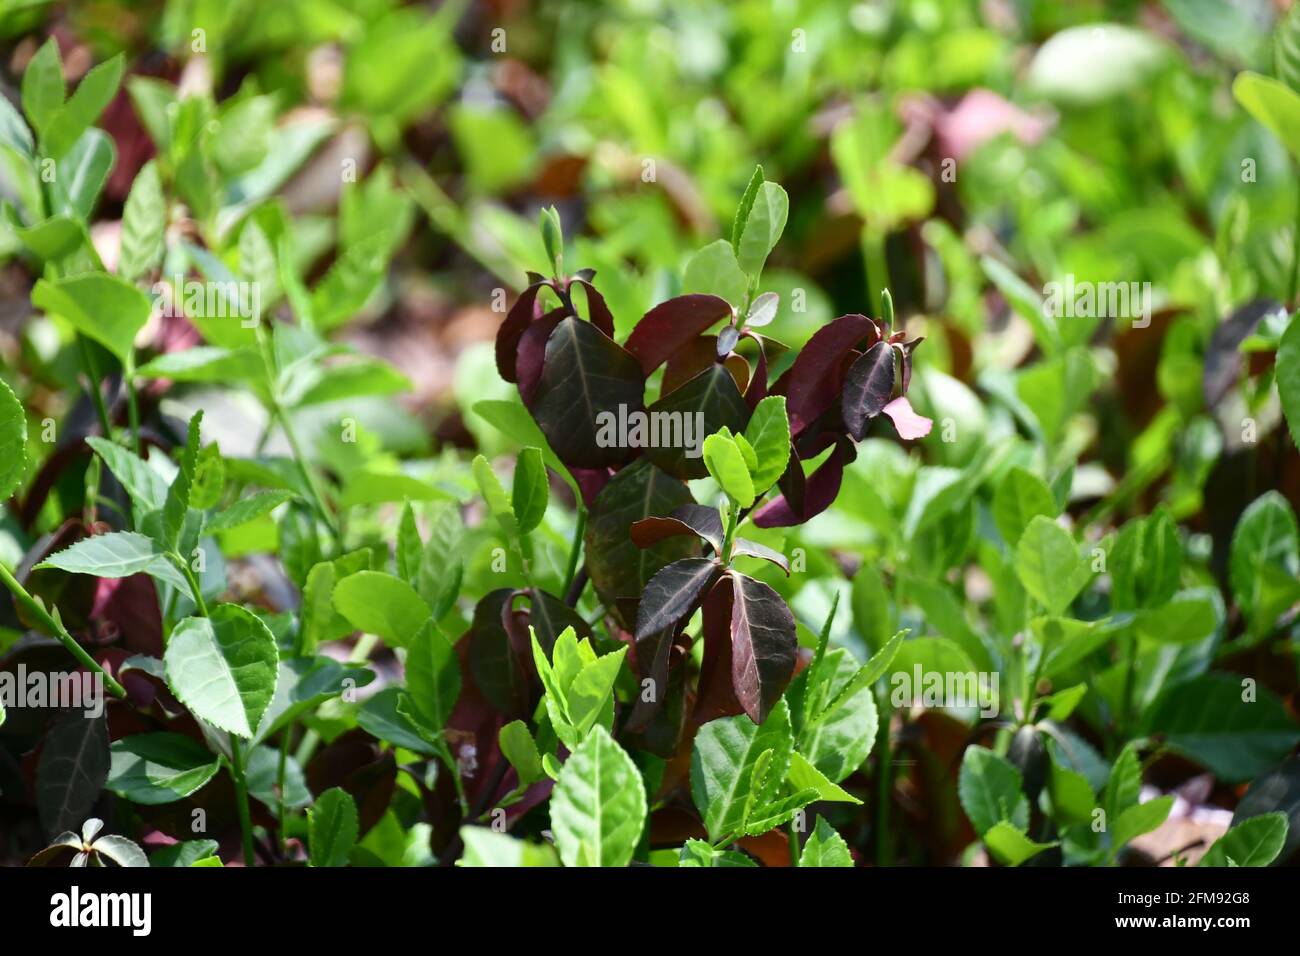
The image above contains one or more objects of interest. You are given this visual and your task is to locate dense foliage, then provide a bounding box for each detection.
[2,0,1300,869]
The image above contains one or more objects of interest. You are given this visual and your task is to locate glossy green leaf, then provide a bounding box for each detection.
[163,605,279,738]
[550,725,646,867]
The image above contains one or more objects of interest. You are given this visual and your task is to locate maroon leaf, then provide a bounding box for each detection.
[568,276,616,339]
[634,557,721,639]
[842,341,896,440]
[515,308,567,405]
[570,467,613,507]
[520,588,591,652]
[752,443,848,528]
[728,571,798,724]
[643,364,750,480]
[623,294,732,375]
[783,314,879,434]
[741,330,770,409]
[584,459,699,629]
[467,590,533,720]
[694,576,744,724]
[731,537,790,574]
[36,710,109,838]
[495,281,550,383]
[527,316,645,468]
[623,639,688,758]
[630,503,723,554]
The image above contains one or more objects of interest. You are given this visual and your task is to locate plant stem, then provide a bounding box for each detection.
[0,562,126,698]
[77,338,114,440]
[172,553,209,617]
[874,688,894,865]
[123,365,142,456]
[1289,179,1300,308]
[862,230,890,319]
[561,508,587,596]
[228,736,257,867]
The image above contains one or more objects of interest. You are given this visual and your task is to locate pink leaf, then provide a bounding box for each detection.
[883,396,932,440]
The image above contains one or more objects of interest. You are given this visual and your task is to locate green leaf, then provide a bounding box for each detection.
[1139,674,1300,783]
[0,377,29,502]
[691,699,793,841]
[684,238,749,306]
[983,820,1057,867]
[992,466,1056,547]
[550,725,646,867]
[499,720,544,785]
[332,571,430,648]
[679,838,757,867]
[983,256,1059,356]
[511,447,548,536]
[22,38,64,137]
[107,734,220,805]
[300,549,373,652]
[472,454,519,540]
[161,411,202,549]
[135,346,265,385]
[1110,796,1173,856]
[1132,591,1220,644]
[396,501,422,583]
[1229,491,1300,636]
[958,746,1027,837]
[404,621,460,733]
[742,396,790,496]
[702,432,754,508]
[1047,751,1096,825]
[731,165,764,252]
[1110,508,1182,612]
[31,273,152,364]
[736,181,788,279]
[798,646,880,782]
[41,53,124,161]
[787,751,862,804]
[36,530,189,592]
[1015,515,1089,616]
[308,787,358,867]
[458,826,558,867]
[1234,71,1300,161]
[799,817,854,867]
[119,160,166,283]
[207,490,296,533]
[1199,812,1289,867]
[51,128,114,221]
[163,605,279,738]
[539,205,563,275]
[1278,314,1300,449]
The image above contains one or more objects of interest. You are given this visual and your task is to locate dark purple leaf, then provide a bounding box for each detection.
[634,557,720,639]
[731,537,790,574]
[630,503,724,554]
[728,571,798,724]
[584,460,699,630]
[495,281,550,383]
[842,341,896,440]
[36,710,109,838]
[644,363,750,480]
[623,294,732,375]
[518,588,591,653]
[467,590,533,720]
[515,308,566,405]
[567,277,616,339]
[527,316,645,469]
[742,330,770,409]
[752,443,847,528]
[782,314,878,434]
[694,576,744,724]
[1203,300,1282,408]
